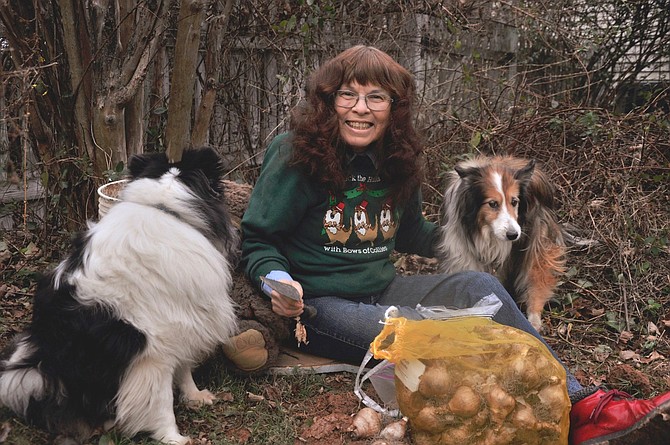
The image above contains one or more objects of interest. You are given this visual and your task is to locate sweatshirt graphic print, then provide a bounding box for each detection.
[321,156,398,256]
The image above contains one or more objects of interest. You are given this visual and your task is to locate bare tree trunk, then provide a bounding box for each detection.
[58,0,95,164]
[192,0,234,147]
[120,0,146,158]
[165,0,210,162]
[90,1,170,175]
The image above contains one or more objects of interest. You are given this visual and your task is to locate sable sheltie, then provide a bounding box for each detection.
[0,147,239,444]
[437,156,565,331]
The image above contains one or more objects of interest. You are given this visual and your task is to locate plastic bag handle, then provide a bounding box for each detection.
[353,350,401,417]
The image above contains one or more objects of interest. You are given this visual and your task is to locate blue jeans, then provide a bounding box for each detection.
[300,271,583,396]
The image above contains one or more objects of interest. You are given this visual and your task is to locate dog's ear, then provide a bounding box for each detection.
[127,152,170,179]
[454,164,482,180]
[127,153,154,178]
[188,147,225,182]
[523,160,558,209]
[174,147,226,198]
[514,159,535,183]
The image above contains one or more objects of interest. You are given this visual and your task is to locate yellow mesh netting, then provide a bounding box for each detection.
[370,316,570,445]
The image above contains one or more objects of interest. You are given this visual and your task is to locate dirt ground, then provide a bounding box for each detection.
[1,238,668,445]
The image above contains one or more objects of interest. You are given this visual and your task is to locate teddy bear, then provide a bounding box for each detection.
[219,180,294,373]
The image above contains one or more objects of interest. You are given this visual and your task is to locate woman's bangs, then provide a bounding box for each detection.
[344,53,397,92]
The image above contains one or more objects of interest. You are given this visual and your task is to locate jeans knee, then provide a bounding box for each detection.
[447,271,513,304]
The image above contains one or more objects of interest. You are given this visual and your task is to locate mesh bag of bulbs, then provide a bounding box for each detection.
[370,314,570,445]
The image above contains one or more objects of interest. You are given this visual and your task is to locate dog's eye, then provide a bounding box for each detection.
[488,201,499,209]
[511,198,519,207]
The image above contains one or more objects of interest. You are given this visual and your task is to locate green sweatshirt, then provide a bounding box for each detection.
[241,132,438,299]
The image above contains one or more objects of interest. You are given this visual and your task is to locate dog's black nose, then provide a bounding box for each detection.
[507,231,519,241]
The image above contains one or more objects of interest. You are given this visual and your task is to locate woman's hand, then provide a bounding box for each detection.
[268,279,304,318]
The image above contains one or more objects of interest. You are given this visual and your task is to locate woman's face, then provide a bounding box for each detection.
[335,81,391,152]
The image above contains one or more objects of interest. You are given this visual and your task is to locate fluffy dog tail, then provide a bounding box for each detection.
[0,334,49,419]
[0,345,101,440]
[0,277,149,439]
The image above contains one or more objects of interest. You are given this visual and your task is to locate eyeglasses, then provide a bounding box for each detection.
[334,90,393,111]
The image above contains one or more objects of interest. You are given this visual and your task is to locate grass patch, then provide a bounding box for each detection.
[0,365,355,445]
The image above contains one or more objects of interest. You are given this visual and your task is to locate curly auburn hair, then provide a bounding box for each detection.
[289,45,423,205]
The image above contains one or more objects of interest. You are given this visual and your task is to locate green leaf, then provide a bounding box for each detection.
[605,311,624,332]
[469,131,481,149]
[577,279,593,289]
[565,266,579,278]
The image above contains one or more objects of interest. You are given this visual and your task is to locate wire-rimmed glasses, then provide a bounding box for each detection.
[334,90,393,111]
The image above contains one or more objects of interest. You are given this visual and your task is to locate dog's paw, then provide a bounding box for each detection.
[157,431,192,445]
[527,313,543,333]
[164,436,192,445]
[183,388,216,406]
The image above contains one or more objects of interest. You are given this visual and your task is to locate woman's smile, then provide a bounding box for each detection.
[345,120,374,130]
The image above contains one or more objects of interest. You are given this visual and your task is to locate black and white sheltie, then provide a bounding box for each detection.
[0,147,239,444]
[437,156,565,331]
